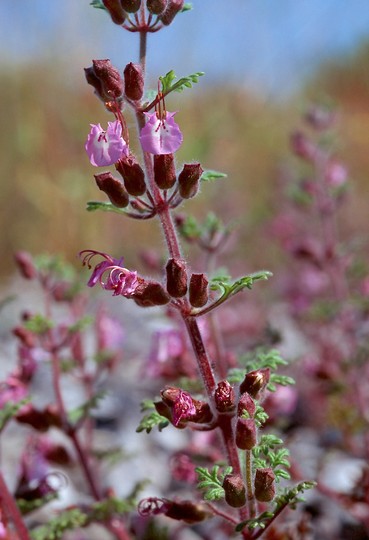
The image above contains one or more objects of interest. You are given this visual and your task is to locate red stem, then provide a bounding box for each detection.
[0,470,31,540]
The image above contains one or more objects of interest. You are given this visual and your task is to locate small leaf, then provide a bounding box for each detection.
[90,0,106,9]
[86,201,127,215]
[200,170,227,182]
[24,314,53,334]
[196,465,232,501]
[182,3,193,11]
[159,70,204,95]
[136,411,169,434]
[68,390,108,426]
[0,398,30,432]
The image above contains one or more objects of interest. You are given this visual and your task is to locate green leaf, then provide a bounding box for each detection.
[30,508,88,540]
[268,373,295,392]
[235,511,274,532]
[0,398,30,432]
[200,170,227,182]
[24,314,53,334]
[90,0,106,9]
[182,3,193,11]
[68,390,108,426]
[18,493,58,515]
[196,465,232,501]
[86,201,128,215]
[159,70,204,95]
[136,407,169,433]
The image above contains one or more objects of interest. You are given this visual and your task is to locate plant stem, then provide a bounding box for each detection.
[0,470,31,540]
[245,450,256,519]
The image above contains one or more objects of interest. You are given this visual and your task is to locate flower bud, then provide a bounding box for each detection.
[94,172,129,208]
[165,500,210,523]
[290,131,318,162]
[102,0,126,24]
[13,326,36,348]
[239,368,270,400]
[214,381,235,413]
[14,251,37,280]
[146,0,167,14]
[85,59,123,102]
[189,273,208,308]
[120,0,141,12]
[237,392,256,418]
[222,474,246,508]
[178,163,203,199]
[160,0,184,25]
[154,154,176,189]
[116,155,146,196]
[133,281,170,307]
[124,62,144,101]
[166,258,187,297]
[254,468,276,502]
[235,418,257,450]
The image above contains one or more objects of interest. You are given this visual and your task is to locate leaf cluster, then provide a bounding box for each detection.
[253,435,291,481]
[159,70,204,95]
[274,480,317,510]
[136,400,169,433]
[196,465,232,501]
[68,390,108,426]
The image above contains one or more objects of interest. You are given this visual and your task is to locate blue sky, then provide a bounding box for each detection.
[2,1,369,98]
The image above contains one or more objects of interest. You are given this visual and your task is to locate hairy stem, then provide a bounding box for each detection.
[0,470,31,540]
[245,450,256,519]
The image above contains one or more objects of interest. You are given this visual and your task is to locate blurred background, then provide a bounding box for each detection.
[1,0,369,279]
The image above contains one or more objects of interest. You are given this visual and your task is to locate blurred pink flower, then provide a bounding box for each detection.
[139,111,183,154]
[85,120,128,166]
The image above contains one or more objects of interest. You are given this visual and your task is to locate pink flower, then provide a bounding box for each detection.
[139,111,183,155]
[85,120,128,166]
[80,250,139,298]
[172,389,197,427]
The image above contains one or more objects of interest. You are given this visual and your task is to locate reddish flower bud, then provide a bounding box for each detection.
[85,59,123,102]
[116,155,146,196]
[158,386,212,427]
[178,163,203,199]
[102,0,126,24]
[154,154,177,189]
[14,251,37,280]
[165,500,210,523]
[222,474,246,508]
[254,468,276,502]
[13,326,36,348]
[290,131,318,162]
[94,172,129,208]
[240,368,270,400]
[214,381,235,413]
[120,0,141,12]
[160,0,184,25]
[235,417,257,450]
[166,258,188,297]
[237,392,256,418]
[124,62,144,101]
[133,281,170,307]
[146,0,167,15]
[16,405,51,432]
[189,273,208,308]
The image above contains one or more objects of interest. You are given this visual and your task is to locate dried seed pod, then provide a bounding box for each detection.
[235,418,257,450]
[102,0,126,24]
[178,163,203,199]
[124,62,144,101]
[189,273,208,307]
[120,0,141,12]
[166,258,187,297]
[239,368,270,400]
[94,172,129,208]
[222,474,246,508]
[116,155,146,196]
[154,154,176,189]
[146,0,167,14]
[214,381,235,413]
[254,468,276,502]
[160,0,184,25]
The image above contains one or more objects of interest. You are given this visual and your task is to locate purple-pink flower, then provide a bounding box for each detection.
[172,389,197,427]
[139,111,183,155]
[85,120,128,166]
[80,250,139,298]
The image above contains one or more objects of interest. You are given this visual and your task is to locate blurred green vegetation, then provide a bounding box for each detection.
[1,43,369,279]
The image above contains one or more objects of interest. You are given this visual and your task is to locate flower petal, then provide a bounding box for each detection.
[139,112,183,155]
[85,120,128,166]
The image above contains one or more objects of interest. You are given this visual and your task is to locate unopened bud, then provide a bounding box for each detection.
[189,273,208,308]
[235,417,257,450]
[160,0,184,25]
[94,172,129,208]
[214,381,235,413]
[254,468,276,502]
[165,500,210,523]
[146,0,167,14]
[13,326,36,348]
[305,105,336,131]
[14,251,37,280]
[178,163,203,199]
[134,281,170,307]
[222,474,246,508]
[120,0,141,12]
[154,154,176,189]
[102,0,126,24]
[116,155,146,196]
[85,59,123,102]
[290,131,318,162]
[240,368,270,400]
[124,62,144,101]
[237,392,256,418]
[166,258,187,297]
